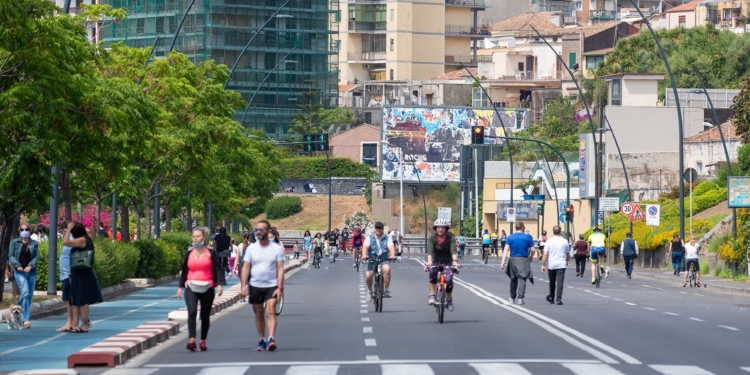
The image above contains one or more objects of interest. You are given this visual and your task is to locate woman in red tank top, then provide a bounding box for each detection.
[177,227,226,352]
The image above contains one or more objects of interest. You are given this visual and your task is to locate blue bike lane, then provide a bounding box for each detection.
[0,276,240,371]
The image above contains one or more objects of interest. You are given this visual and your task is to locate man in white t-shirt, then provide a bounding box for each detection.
[240,220,285,352]
[541,225,570,306]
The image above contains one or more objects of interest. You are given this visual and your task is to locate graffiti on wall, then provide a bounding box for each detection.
[381,106,515,182]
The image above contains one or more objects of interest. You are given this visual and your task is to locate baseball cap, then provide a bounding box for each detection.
[374,222,384,228]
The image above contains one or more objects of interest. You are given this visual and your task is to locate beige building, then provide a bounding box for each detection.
[329,124,381,167]
[339,1,488,84]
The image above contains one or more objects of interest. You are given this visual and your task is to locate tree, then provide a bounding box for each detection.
[732,76,750,144]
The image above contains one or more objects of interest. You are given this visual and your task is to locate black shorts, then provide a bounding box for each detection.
[62,278,70,302]
[248,285,278,305]
[686,259,699,273]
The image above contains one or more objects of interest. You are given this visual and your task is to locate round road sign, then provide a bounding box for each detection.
[648,206,658,216]
[683,168,698,183]
[620,202,634,216]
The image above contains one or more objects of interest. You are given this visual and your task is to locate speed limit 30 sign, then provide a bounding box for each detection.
[620,202,634,217]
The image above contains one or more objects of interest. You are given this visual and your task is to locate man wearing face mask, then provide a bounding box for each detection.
[8,224,40,329]
[241,220,285,351]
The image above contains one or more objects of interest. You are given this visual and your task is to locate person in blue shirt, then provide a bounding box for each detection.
[458,233,466,259]
[500,221,537,305]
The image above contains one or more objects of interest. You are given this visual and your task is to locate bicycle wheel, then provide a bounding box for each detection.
[595,267,601,289]
[689,270,695,288]
[437,286,445,324]
[377,274,384,313]
[483,250,488,265]
[275,290,284,315]
[356,257,360,272]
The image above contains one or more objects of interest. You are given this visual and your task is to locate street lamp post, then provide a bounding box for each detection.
[241,48,297,133]
[529,25,599,224]
[380,140,404,236]
[168,0,196,53]
[629,0,685,241]
[688,74,736,239]
[602,117,633,234]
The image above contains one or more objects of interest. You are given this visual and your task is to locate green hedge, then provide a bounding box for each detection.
[266,196,303,219]
[693,180,719,196]
[279,157,376,178]
[34,237,186,291]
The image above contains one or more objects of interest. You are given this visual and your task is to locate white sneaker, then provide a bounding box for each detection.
[508,297,515,304]
[428,295,435,305]
[3,277,7,283]
[366,291,373,302]
[516,298,525,305]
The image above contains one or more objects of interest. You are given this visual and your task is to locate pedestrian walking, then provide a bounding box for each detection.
[313,232,324,260]
[56,221,77,332]
[341,228,349,255]
[213,227,232,274]
[458,232,466,259]
[235,230,252,302]
[177,227,225,351]
[303,230,312,260]
[541,226,569,305]
[491,231,499,256]
[573,234,589,277]
[668,232,685,276]
[537,230,548,260]
[620,232,639,279]
[240,220,285,352]
[8,223,40,329]
[501,222,536,305]
[499,230,507,254]
[229,238,238,277]
[63,222,104,333]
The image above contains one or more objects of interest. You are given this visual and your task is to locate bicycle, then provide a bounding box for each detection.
[368,258,392,313]
[431,263,459,324]
[593,260,610,288]
[313,249,322,269]
[688,262,697,288]
[354,247,362,272]
[482,246,489,265]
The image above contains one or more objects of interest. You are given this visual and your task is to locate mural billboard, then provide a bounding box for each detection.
[381,106,516,182]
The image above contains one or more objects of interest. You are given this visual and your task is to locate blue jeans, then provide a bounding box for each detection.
[623,255,635,276]
[14,269,37,322]
[671,252,683,274]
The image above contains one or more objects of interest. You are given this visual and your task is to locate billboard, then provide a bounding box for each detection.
[381,106,518,182]
[728,176,750,208]
[578,133,595,198]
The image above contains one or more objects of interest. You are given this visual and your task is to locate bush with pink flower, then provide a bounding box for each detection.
[39,205,112,230]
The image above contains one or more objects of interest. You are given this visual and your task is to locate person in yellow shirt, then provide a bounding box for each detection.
[588,226,607,284]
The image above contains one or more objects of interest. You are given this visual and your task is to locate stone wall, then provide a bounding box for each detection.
[280,178,368,196]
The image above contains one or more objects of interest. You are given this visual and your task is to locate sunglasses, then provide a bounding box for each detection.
[254,228,266,233]
[375,227,383,229]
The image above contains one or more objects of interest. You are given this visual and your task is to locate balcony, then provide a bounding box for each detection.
[590,9,617,20]
[347,51,387,62]
[494,70,563,81]
[444,54,492,66]
[348,21,387,33]
[444,24,490,37]
[445,0,488,9]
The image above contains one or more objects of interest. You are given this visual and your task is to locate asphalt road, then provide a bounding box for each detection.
[76,255,750,375]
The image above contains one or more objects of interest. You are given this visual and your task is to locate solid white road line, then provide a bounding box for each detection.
[285,365,339,375]
[102,370,159,375]
[145,359,602,368]
[452,276,641,365]
[196,366,249,375]
[689,318,704,322]
[563,364,627,375]
[469,363,532,375]
[650,365,715,375]
[381,364,434,375]
[718,325,739,331]
[365,339,377,346]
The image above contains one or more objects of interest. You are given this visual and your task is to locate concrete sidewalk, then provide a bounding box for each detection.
[0,276,240,371]
[616,265,750,295]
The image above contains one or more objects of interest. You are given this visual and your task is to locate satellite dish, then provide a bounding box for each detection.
[328,124,335,134]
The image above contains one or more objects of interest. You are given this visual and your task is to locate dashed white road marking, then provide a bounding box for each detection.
[366,356,380,361]
[718,325,739,331]
[363,327,373,333]
[365,339,377,346]
[362,317,370,322]
[470,363,532,375]
[196,367,250,375]
[284,365,339,375]
[360,310,368,313]
[643,307,656,311]
[625,302,636,306]
[381,364,434,375]
[663,312,679,316]
[689,317,704,322]
[563,363,626,375]
[649,365,715,374]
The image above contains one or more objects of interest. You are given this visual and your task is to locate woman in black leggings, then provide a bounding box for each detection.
[573,234,589,277]
[177,227,226,351]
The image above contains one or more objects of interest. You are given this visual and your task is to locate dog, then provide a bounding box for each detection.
[6,304,23,330]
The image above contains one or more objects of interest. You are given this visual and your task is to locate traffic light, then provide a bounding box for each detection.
[471,125,484,145]
[317,134,329,151]
[565,204,574,222]
[303,134,315,152]
[537,201,545,216]
[303,134,329,152]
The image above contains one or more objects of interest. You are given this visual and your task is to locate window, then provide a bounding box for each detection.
[611,78,622,106]
[362,34,386,53]
[364,112,372,124]
[678,15,686,27]
[390,9,394,21]
[568,51,577,70]
[697,161,703,175]
[350,5,386,22]
[362,143,378,167]
[518,62,524,72]
[472,87,488,107]
[586,56,604,70]
[390,69,394,80]
[575,1,582,11]
[156,17,164,33]
[390,38,394,51]
[136,18,145,35]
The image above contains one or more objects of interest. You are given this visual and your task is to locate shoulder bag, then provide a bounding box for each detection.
[70,240,94,271]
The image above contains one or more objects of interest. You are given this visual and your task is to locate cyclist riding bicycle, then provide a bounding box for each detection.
[351,226,365,268]
[588,226,607,284]
[426,219,459,311]
[362,222,396,300]
[481,229,491,258]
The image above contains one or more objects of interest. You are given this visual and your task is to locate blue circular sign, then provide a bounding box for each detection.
[648,206,658,215]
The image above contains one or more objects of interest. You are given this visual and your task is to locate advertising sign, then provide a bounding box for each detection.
[496,201,539,220]
[437,207,452,223]
[381,106,516,182]
[646,204,660,226]
[728,176,750,208]
[578,134,595,198]
[599,197,620,212]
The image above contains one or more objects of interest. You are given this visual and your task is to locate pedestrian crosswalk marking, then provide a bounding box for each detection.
[563,364,626,375]
[741,367,750,372]
[650,365,715,375]
[102,370,158,375]
[382,364,434,375]
[196,366,249,375]
[285,365,339,375]
[470,363,532,375]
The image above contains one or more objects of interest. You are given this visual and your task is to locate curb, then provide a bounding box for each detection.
[67,321,179,368]
[617,269,750,295]
[0,275,179,323]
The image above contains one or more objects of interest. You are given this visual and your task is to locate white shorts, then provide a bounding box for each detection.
[330,246,338,254]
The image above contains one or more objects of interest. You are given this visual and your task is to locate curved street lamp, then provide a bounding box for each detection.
[240,47,298,132]
[602,117,633,234]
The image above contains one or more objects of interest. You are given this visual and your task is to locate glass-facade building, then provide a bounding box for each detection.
[101,0,340,138]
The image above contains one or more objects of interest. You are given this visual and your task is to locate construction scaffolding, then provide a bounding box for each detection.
[101,0,340,138]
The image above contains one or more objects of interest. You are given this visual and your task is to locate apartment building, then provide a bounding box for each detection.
[339,0,489,84]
